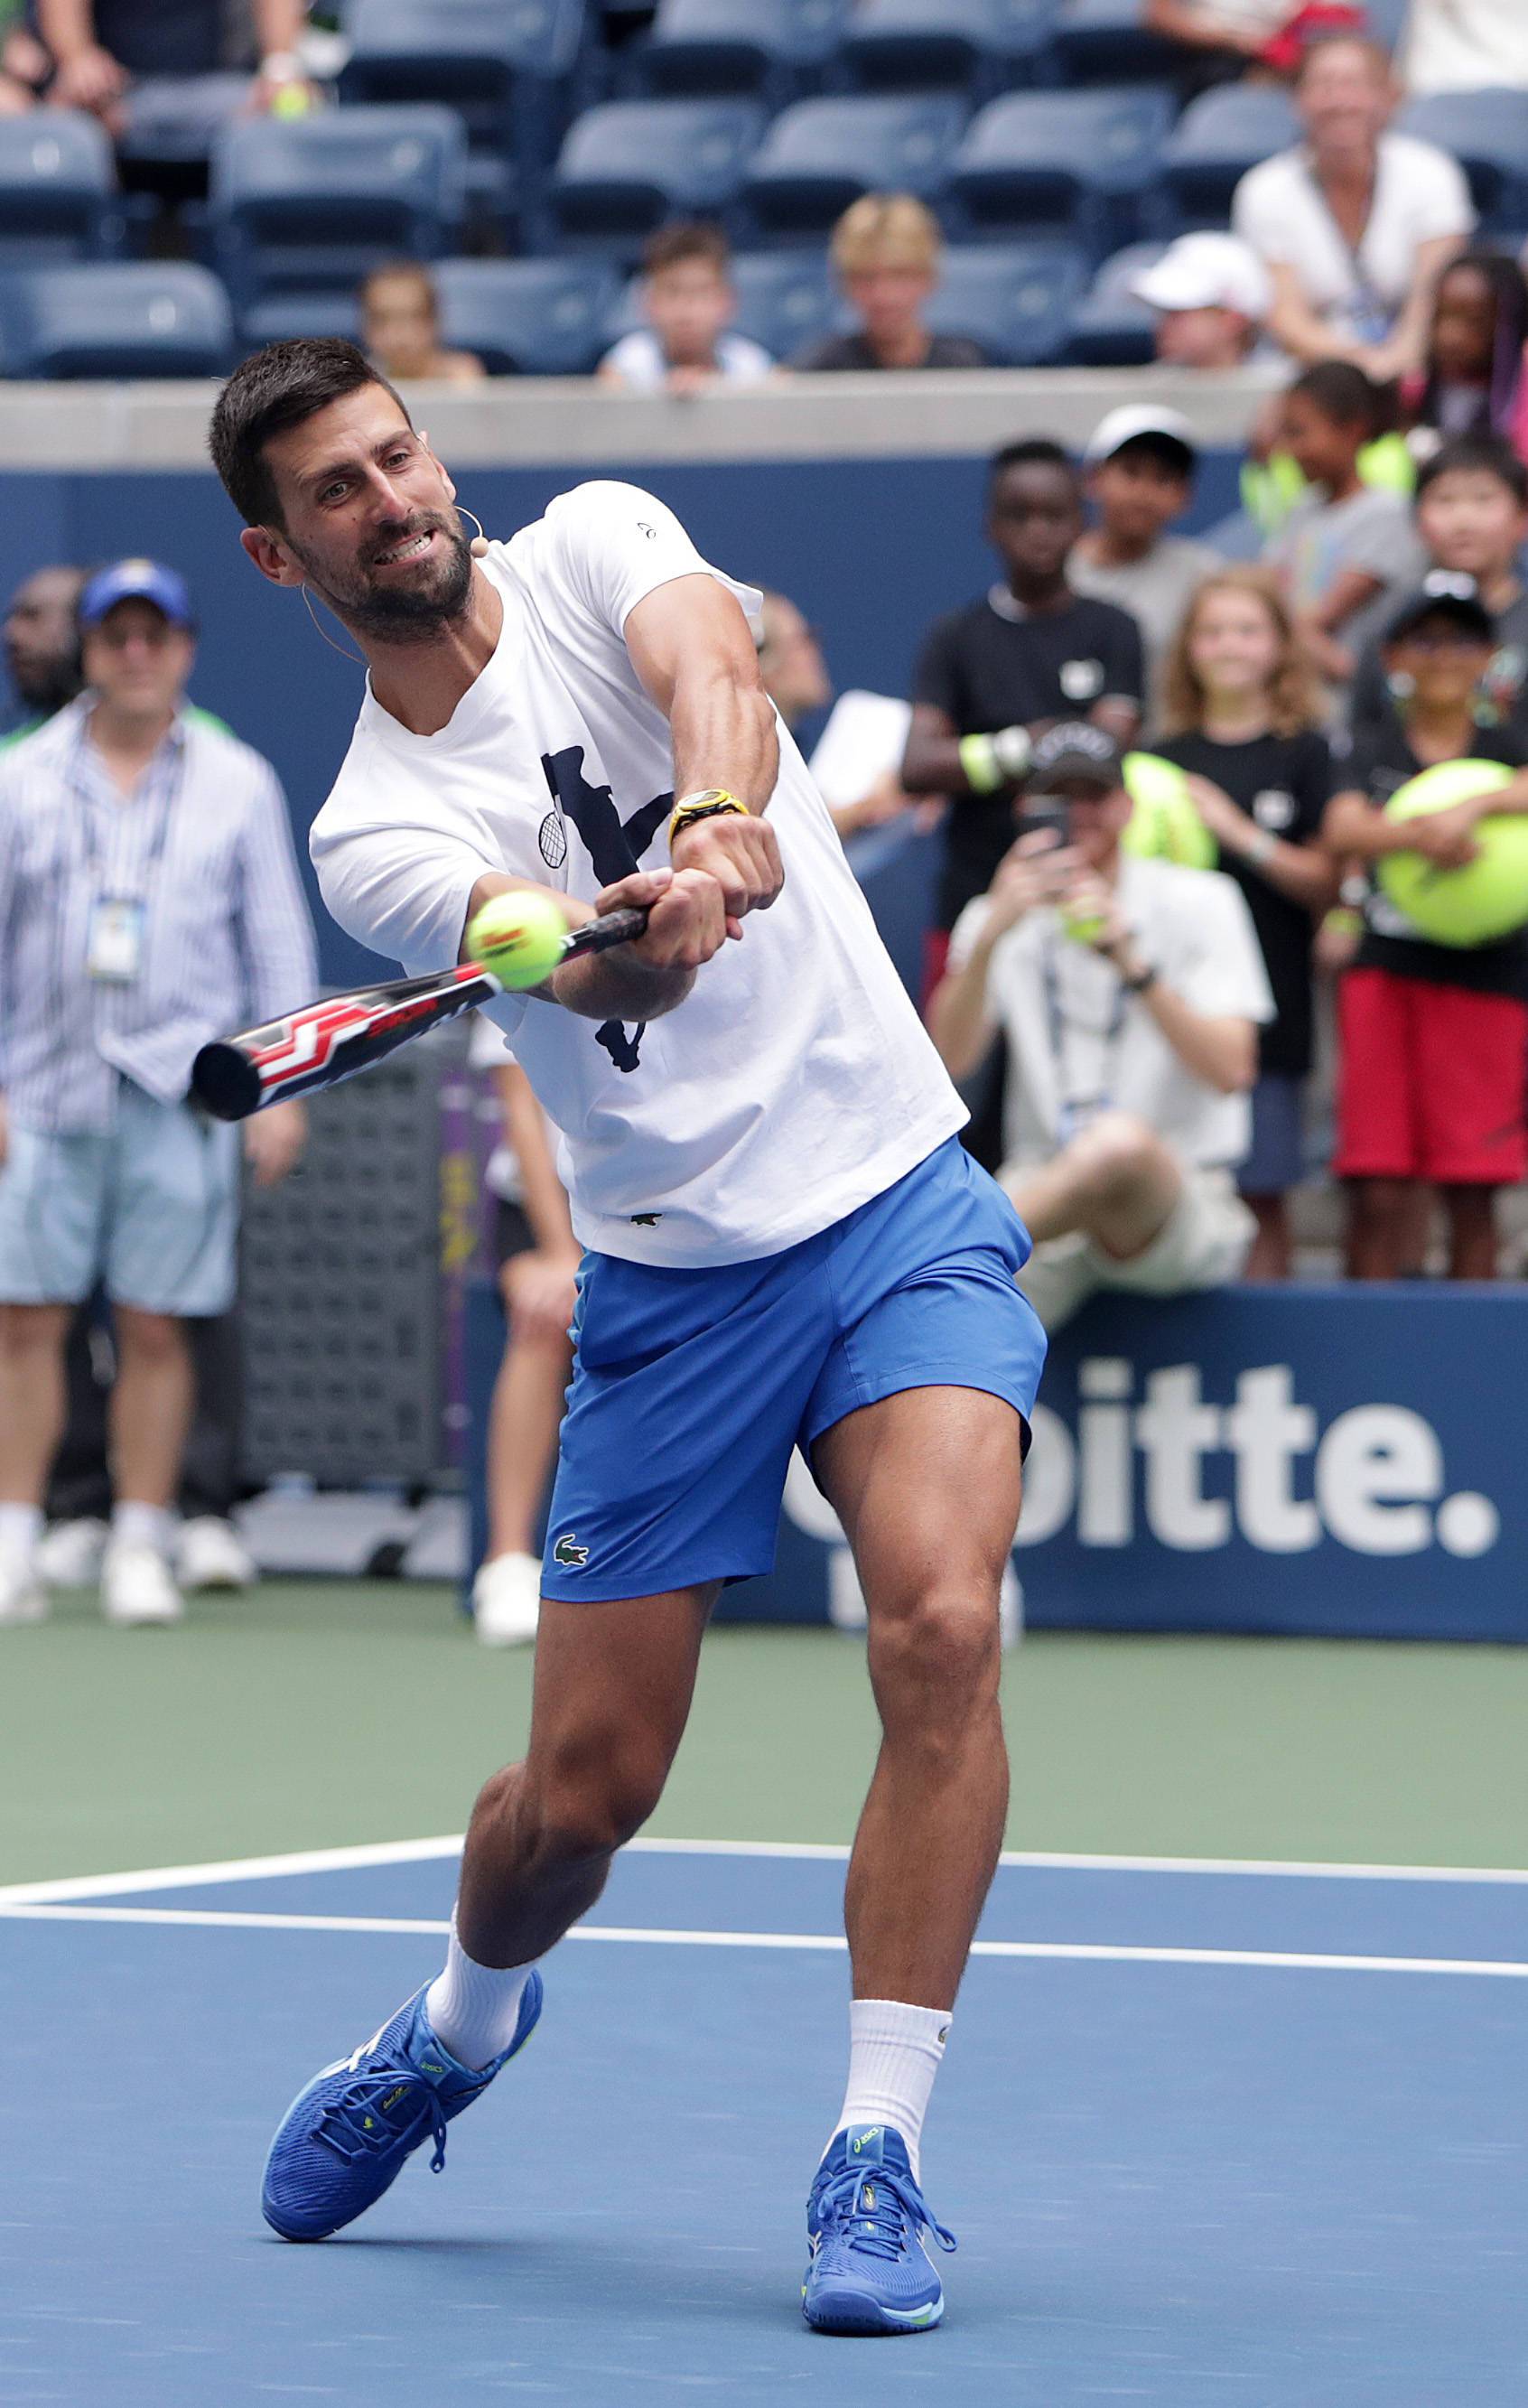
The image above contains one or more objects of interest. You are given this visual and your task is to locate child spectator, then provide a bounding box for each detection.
[1154,569,1337,1276]
[597,223,773,395]
[1349,434,1528,745]
[792,194,989,373]
[1130,233,1272,372]
[1265,361,1427,690]
[1403,250,1528,462]
[1071,406,1223,693]
[1322,576,1528,1279]
[360,262,485,386]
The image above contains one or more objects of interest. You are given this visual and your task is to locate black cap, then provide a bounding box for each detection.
[1384,572,1495,647]
[1029,720,1124,793]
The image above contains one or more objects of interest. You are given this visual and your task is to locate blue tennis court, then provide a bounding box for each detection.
[3,1837,1523,2405]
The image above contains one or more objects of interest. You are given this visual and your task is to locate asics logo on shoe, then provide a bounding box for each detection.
[851,2128,881,2156]
[553,1534,589,1567]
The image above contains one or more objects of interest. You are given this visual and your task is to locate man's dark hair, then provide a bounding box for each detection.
[989,438,1077,491]
[643,220,731,279]
[1103,432,1195,483]
[209,339,410,529]
[1415,431,1528,511]
[1288,359,1391,437]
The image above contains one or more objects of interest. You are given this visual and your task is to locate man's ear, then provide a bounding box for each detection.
[241,524,305,590]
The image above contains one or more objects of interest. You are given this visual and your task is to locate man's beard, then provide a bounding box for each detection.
[294,509,474,644]
[12,655,83,716]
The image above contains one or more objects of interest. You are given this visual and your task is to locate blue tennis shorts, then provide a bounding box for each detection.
[541,1136,1047,1603]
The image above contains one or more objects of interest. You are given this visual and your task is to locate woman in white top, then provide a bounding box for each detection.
[1233,33,1474,379]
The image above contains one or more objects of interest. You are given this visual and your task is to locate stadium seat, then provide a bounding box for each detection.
[0,263,232,378]
[430,256,621,373]
[340,0,586,229]
[1066,237,1165,364]
[239,290,365,348]
[740,95,968,241]
[728,247,844,358]
[0,112,125,266]
[949,85,1175,255]
[208,107,469,309]
[544,98,766,252]
[839,0,1060,100]
[1051,0,1181,83]
[1160,83,1299,229]
[637,0,853,100]
[1397,90,1528,234]
[929,240,1088,364]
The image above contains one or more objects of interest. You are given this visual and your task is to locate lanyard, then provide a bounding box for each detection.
[1040,923,1128,1144]
[68,723,183,897]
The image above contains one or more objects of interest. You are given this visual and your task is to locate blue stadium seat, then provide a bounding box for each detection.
[1066,238,1164,364]
[1051,0,1181,83]
[839,0,1060,100]
[1397,90,1528,234]
[729,247,844,357]
[0,263,232,378]
[209,107,468,309]
[949,85,1175,254]
[431,256,621,372]
[638,0,853,99]
[1161,83,1299,229]
[239,290,365,348]
[0,112,124,265]
[741,95,968,241]
[340,0,585,229]
[929,240,1087,364]
[545,98,766,252]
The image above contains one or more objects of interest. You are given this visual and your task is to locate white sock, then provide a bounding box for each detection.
[0,1502,42,1557]
[424,1919,536,2071]
[111,1501,174,1555]
[828,1998,952,2183]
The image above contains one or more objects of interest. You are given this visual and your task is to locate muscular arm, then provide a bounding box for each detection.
[626,572,779,812]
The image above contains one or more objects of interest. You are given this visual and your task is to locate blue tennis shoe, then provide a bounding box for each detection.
[803,2123,956,2335]
[261,1973,543,2241]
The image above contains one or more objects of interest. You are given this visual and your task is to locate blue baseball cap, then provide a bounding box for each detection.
[79,558,195,630]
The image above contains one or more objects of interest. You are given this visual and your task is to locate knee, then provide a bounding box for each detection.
[113,1310,186,1369]
[1351,1178,1412,1231]
[870,1585,1002,1728]
[512,1731,671,1865]
[0,1302,65,1359]
[1067,1112,1167,1209]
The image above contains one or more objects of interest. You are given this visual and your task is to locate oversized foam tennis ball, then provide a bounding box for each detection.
[465,891,569,989]
[1121,751,1217,869]
[1378,760,1528,947]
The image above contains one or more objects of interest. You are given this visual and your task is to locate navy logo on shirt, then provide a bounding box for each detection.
[538,809,567,868]
[540,746,675,1077]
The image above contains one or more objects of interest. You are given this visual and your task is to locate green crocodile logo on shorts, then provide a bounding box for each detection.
[553,1534,589,1568]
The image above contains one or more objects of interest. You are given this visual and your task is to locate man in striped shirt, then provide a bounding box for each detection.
[0,558,317,1628]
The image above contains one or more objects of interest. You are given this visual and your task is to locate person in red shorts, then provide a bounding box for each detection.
[1323,574,1528,1279]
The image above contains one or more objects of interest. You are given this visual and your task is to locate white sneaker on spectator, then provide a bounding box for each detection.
[472,1551,542,1647]
[0,1544,47,1627]
[37,1517,109,1588]
[101,1543,184,1628]
[178,1516,256,1591]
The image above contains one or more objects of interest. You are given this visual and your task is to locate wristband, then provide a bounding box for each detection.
[668,789,749,843]
[958,725,1030,794]
[1122,964,1158,996]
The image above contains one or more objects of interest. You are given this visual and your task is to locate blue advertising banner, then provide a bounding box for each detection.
[730,1286,1527,1646]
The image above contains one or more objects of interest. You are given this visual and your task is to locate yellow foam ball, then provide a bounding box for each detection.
[1121,751,1216,869]
[1378,760,1528,947]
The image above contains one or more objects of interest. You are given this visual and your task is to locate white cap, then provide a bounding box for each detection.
[1084,403,1197,467]
[1129,232,1272,322]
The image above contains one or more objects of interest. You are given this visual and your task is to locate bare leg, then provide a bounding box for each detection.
[1242,1193,1290,1280]
[486,1327,571,1560]
[454,1582,716,1967]
[1345,1178,1418,1281]
[0,1302,71,1501]
[1441,1185,1498,1281]
[109,1308,193,1506]
[814,1386,1022,2009]
[1004,1111,1181,1261]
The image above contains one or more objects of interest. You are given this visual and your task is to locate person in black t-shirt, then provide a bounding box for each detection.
[1154,566,1337,1278]
[902,440,1145,950]
[1322,578,1528,1281]
[791,195,989,375]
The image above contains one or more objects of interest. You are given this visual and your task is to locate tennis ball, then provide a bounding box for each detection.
[1061,904,1106,946]
[1121,751,1217,869]
[1378,759,1528,947]
[465,891,569,989]
[270,80,312,119]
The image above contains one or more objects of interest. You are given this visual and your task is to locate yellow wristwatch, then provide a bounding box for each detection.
[669,788,750,844]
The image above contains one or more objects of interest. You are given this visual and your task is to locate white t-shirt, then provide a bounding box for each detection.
[1403,0,1528,94]
[599,329,775,389]
[1232,133,1475,341]
[310,481,964,1267]
[948,856,1274,1175]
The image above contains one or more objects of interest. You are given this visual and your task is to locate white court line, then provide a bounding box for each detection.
[1,1833,1524,1910]
[2,1899,1525,1980]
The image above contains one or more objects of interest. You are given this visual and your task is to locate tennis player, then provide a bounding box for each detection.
[210,340,1046,2338]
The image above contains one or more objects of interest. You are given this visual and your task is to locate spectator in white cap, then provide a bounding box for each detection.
[1132,232,1272,373]
[1070,406,1225,694]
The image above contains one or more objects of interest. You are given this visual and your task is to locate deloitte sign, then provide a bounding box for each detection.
[753,1287,1523,1645]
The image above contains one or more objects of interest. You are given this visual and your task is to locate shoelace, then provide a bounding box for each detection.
[316,2067,450,2174]
[815,2165,957,2263]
